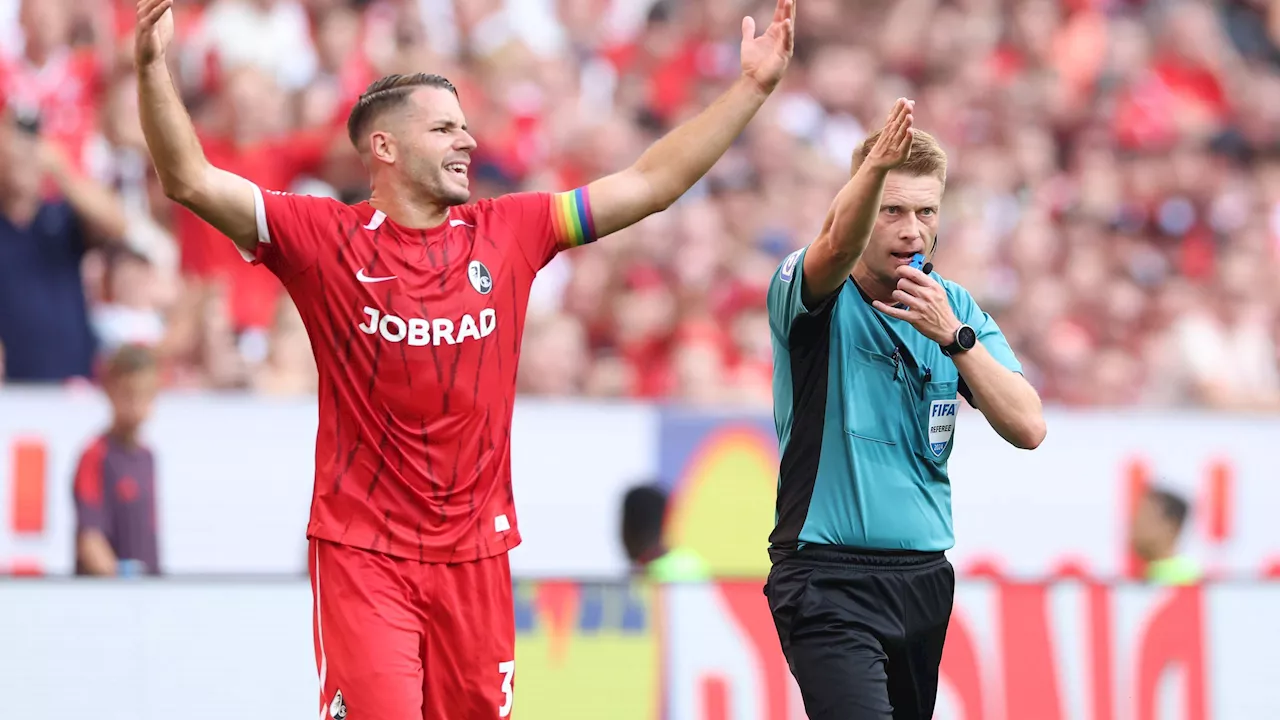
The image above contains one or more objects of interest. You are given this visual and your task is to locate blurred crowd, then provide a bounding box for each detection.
[3,0,1280,410]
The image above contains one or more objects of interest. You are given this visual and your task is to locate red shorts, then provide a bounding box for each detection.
[309,539,516,720]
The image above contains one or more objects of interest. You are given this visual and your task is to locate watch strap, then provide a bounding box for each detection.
[942,324,974,356]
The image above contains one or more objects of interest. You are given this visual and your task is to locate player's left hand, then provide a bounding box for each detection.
[740,0,796,95]
[872,265,962,345]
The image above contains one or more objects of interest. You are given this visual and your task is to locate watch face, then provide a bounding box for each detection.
[958,325,977,348]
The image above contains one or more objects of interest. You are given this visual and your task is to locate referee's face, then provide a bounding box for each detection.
[865,172,943,284]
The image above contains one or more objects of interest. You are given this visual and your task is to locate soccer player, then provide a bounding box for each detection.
[763,99,1046,719]
[132,0,795,717]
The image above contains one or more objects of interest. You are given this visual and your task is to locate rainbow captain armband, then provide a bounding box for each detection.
[550,187,597,249]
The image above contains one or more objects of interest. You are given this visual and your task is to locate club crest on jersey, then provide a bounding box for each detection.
[468,260,493,295]
[780,249,802,282]
[329,689,347,719]
[927,399,958,457]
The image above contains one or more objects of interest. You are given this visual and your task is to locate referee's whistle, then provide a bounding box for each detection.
[899,253,933,310]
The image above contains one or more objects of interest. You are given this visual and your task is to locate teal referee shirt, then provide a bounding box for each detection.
[766,246,1022,558]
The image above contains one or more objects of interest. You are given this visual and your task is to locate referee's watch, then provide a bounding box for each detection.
[941,324,977,356]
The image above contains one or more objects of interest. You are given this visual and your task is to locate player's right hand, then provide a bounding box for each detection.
[135,0,175,69]
[864,98,915,172]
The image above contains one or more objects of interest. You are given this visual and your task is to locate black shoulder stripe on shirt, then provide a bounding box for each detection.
[800,285,840,319]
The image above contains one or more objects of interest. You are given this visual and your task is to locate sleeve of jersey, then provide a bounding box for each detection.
[72,445,107,532]
[490,189,598,272]
[247,185,332,284]
[766,247,815,348]
[956,287,1022,374]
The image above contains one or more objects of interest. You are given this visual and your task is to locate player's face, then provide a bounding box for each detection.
[397,88,477,206]
[107,369,159,435]
[862,172,943,284]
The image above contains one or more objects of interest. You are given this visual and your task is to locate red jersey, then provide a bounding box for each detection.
[176,128,335,329]
[0,48,103,172]
[249,185,597,563]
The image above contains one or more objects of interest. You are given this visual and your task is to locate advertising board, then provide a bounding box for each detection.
[3,580,1277,719]
[2,390,1278,581]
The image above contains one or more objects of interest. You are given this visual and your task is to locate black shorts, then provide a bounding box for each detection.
[764,545,955,720]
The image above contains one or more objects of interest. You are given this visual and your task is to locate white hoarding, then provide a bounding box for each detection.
[0,390,657,577]
[1,581,1276,719]
[2,390,1278,580]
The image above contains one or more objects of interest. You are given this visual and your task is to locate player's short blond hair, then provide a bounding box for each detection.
[850,128,948,184]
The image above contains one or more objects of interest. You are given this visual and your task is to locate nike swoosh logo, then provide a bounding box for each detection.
[356,268,396,283]
[449,219,474,227]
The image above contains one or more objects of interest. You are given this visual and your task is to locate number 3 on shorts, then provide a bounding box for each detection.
[498,660,515,717]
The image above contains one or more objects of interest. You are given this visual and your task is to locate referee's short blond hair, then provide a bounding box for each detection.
[851,128,948,185]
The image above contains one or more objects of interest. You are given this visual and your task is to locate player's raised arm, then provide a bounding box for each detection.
[583,0,796,240]
[134,0,258,254]
[801,99,915,307]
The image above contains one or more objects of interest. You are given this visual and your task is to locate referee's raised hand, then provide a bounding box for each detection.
[864,98,915,171]
[872,265,962,345]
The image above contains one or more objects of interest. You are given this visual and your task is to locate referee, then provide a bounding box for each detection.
[763,98,1046,719]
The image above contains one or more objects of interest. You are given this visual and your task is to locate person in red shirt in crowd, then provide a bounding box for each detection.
[172,65,350,333]
[0,0,111,174]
